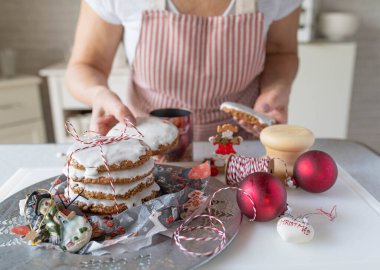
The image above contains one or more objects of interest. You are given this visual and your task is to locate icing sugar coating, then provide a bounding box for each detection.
[65,158,155,180]
[61,214,92,253]
[220,101,274,125]
[69,174,154,195]
[84,167,98,178]
[67,138,150,168]
[65,182,160,207]
[107,117,178,151]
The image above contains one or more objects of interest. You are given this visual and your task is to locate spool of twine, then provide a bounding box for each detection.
[225,154,270,186]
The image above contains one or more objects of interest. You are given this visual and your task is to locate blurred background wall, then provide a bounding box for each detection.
[0,0,79,74]
[319,0,380,152]
[0,0,79,142]
[0,0,379,152]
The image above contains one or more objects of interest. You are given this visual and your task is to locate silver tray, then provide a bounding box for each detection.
[0,175,242,269]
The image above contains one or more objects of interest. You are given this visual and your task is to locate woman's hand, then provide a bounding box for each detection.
[65,1,130,136]
[90,87,136,135]
[236,87,290,137]
[237,7,300,138]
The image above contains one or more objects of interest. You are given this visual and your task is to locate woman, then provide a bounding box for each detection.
[65,0,301,140]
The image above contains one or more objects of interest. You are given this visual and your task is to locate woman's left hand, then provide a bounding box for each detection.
[236,87,290,137]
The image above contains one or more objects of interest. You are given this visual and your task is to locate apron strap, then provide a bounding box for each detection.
[151,0,166,11]
[235,0,257,14]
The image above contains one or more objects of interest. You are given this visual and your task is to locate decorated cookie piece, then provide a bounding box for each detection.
[22,191,92,252]
[107,117,179,155]
[59,211,92,253]
[67,138,152,172]
[209,124,243,169]
[64,158,155,184]
[220,101,274,127]
[209,124,242,155]
[69,174,157,200]
[23,191,61,245]
[65,118,163,216]
[277,217,314,244]
[65,183,160,215]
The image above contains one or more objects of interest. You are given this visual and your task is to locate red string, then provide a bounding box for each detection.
[316,205,337,221]
[173,186,256,257]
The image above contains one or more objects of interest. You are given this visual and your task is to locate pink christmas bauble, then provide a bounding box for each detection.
[294,150,338,193]
[237,172,287,221]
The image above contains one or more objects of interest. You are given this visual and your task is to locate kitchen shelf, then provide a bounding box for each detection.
[39,64,130,143]
[0,75,46,143]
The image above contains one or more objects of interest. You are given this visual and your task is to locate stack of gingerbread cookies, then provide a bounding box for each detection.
[65,117,179,215]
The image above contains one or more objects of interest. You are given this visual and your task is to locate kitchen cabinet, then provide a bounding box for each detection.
[39,63,130,143]
[0,76,46,143]
[40,42,356,143]
[289,42,357,139]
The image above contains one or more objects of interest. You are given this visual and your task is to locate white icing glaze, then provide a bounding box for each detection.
[67,138,150,168]
[19,199,26,216]
[84,167,98,178]
[220,101,274,125]
[69,174,154,196]
[61,214,92,253]
[107,117,178,151]
[65,182,160,208]
[64,158,155,180]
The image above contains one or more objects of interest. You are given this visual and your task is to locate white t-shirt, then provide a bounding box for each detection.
[85,0,302,64]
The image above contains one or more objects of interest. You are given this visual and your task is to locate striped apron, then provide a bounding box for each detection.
[129,0,266,140]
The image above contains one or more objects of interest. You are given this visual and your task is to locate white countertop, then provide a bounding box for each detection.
[1,139,379,200]
[0,139,380,269]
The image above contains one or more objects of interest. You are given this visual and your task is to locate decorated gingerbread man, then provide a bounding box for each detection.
[209,124,243,168]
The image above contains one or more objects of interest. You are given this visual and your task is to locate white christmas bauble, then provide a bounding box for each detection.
[277,217,314,244]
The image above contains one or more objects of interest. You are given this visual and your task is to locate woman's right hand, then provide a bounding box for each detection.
[90,87,136,135]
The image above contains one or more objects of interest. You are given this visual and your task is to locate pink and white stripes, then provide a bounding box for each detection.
[226,154,270,186]
[132,10,265,140]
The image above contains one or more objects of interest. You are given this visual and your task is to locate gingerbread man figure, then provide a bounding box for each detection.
[209,124,243,167]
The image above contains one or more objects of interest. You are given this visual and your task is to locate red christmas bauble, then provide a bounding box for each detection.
[294,150,338,193]
[237,172,287,221]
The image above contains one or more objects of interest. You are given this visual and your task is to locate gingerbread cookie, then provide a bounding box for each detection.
[70,174,156,200]
[67,138,152,171]
[65,158,155,184]
[220,102,274,128]
[65,134,161,215]
[65,183,160,215]
[107,117,179,155]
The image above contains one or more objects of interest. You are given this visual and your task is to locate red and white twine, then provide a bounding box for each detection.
[173,187,256,257]
[65,119,143,214]
[271,157,299,187]
[315,205,337,221]
[173,214,226,256]
[226,154,270,186]
[174,155,336,256]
